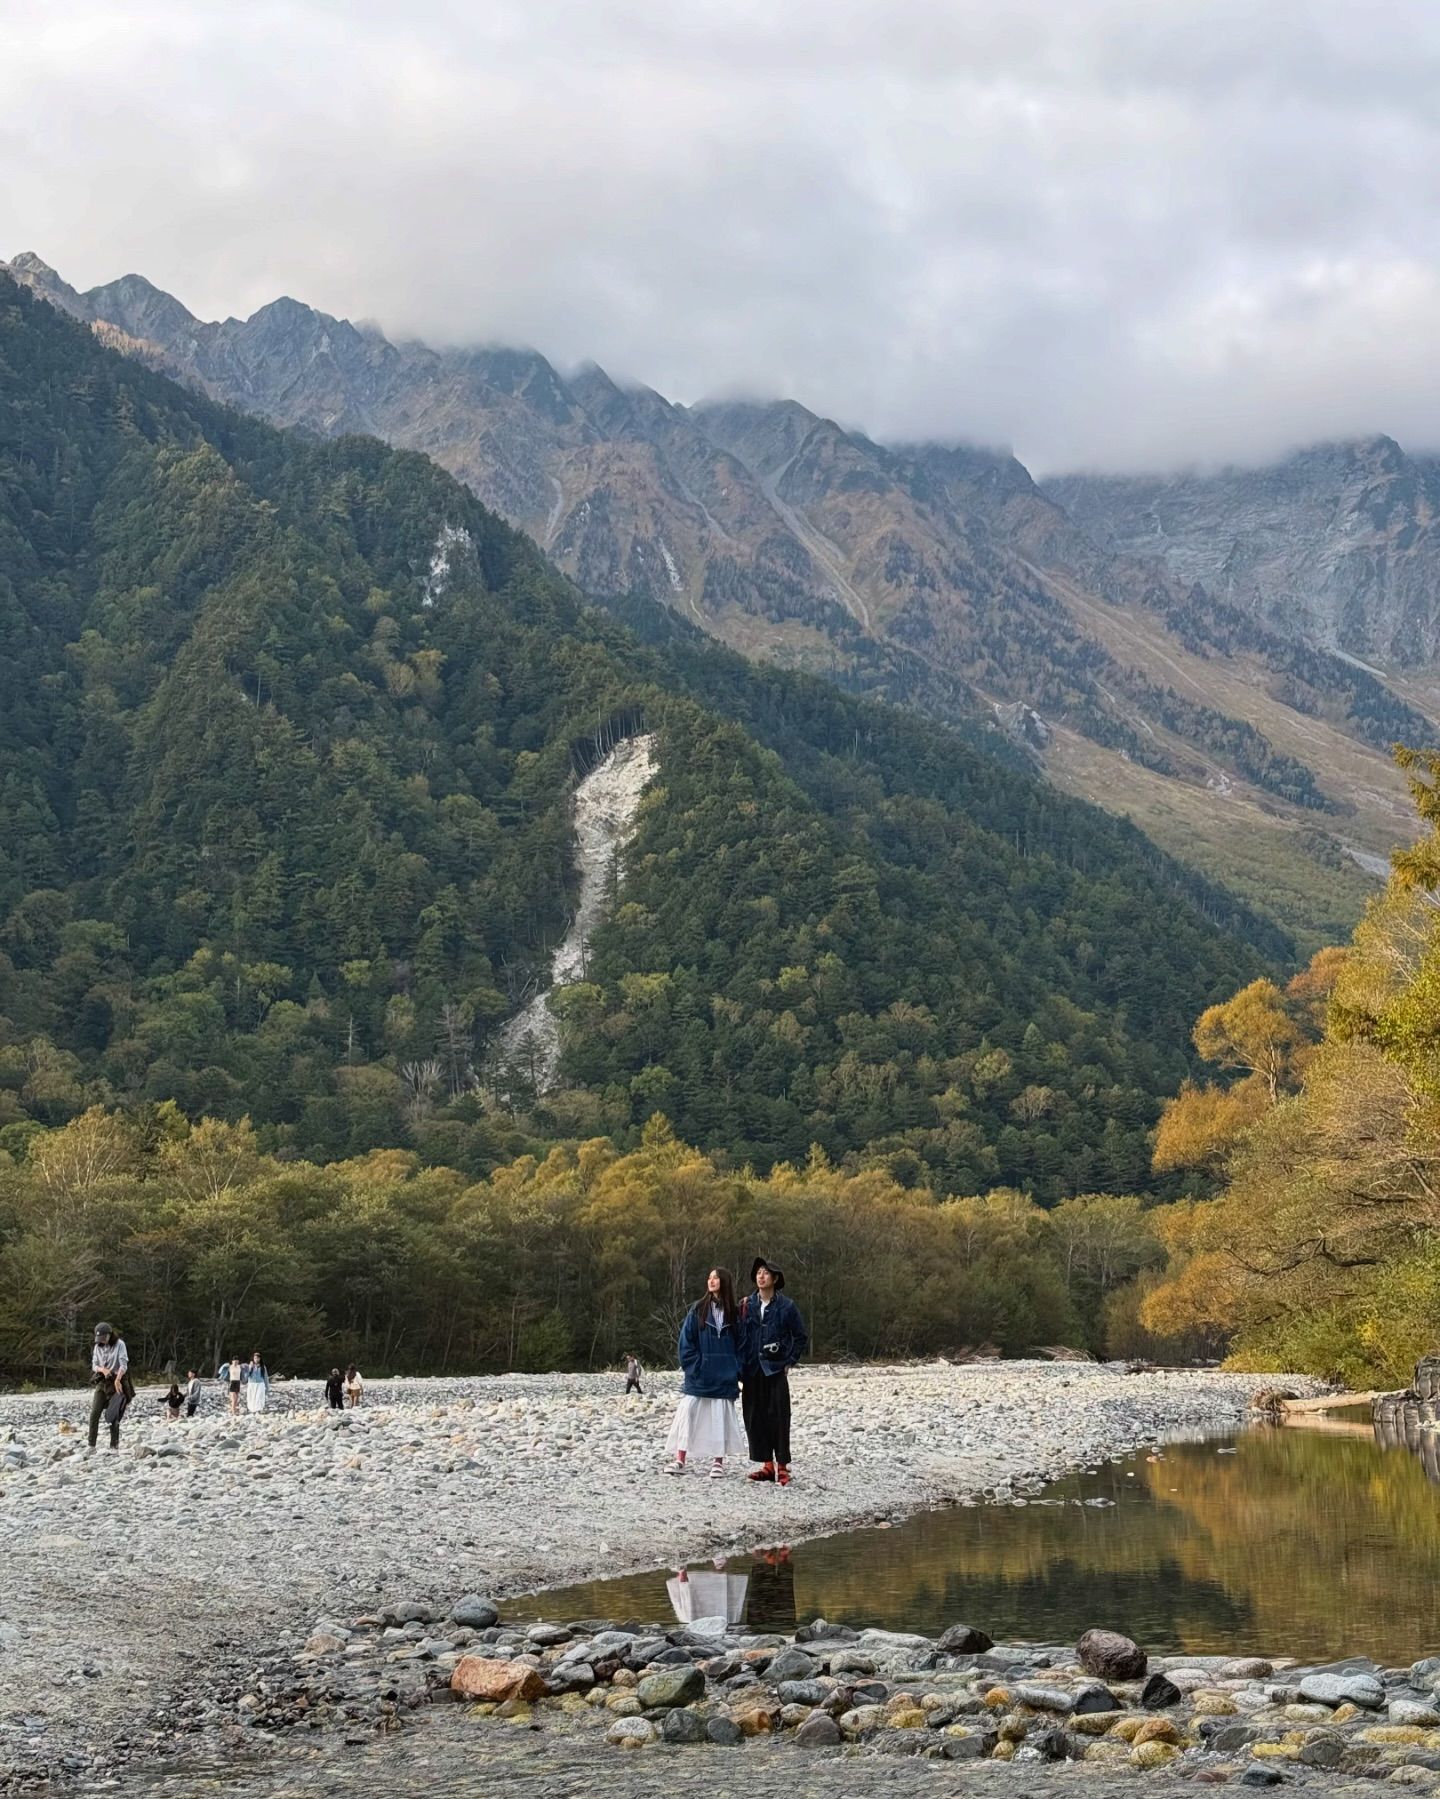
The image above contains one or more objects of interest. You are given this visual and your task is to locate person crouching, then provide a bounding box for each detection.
[742,1256,808,1486]
[665,1268,745,1479]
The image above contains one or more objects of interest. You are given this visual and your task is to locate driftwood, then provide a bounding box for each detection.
[1250,1387,1381,1418]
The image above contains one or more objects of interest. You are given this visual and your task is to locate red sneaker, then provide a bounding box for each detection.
[747,1461,775,1482]
[776,1465,792,1486]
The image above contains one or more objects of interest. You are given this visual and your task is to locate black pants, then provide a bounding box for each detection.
[88,1382,121,1449]
[624,1376,643,1395]
[742,1368,792,1465]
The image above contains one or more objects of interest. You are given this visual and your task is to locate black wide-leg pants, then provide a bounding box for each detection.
[742,1367,792,1464]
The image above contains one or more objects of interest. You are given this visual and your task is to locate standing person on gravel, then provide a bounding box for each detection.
[344,1364,364,1407]
[184,1369,202,1417]
[88,1322,133,1452]
[665,1268,745,1478]
[325,1367,345,1410]
[742,1257,808,1486]
[244,1350,269,1415]
[623,1352,645,1396]
[225,1356,243,1416]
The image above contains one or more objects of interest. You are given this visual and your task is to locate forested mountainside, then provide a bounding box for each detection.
[0,274,1279,1197]
[8,251,1435,948]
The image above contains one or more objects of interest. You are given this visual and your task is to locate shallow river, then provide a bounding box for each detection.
[509,1417,1440,1666]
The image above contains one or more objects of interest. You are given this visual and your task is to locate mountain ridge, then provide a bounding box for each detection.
[8,250,1434,944]
[0,269,1283,1195]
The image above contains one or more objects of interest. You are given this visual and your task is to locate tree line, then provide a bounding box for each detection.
[1140,747,1440,1386]
[0,1106,1168,1385]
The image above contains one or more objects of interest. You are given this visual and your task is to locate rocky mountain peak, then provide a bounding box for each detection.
[84,272,198,349]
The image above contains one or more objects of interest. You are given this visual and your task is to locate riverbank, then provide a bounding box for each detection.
[101,1602,1440,1796]
[1,1361,1320,1789]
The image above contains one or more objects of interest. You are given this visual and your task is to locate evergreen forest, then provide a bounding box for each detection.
[0,276,1297,1376]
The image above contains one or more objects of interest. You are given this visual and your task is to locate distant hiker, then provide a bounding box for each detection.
[742,1256,808,1487]
[88,1322,133,1452]
[160,1381,184,1421]
[325,1367,345,1410]
[225,1356,243,1416]
[184,1370,202,1417]
[624,1352,644,1396]
[665,1267,745,1478]
[245,1351,270,1415]
[344,1365,364,1407]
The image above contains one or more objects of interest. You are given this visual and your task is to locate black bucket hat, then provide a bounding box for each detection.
[750,1257,785,1290]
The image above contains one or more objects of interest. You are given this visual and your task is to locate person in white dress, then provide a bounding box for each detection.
[244,1350,269,1414]
[665,1267,745,1478]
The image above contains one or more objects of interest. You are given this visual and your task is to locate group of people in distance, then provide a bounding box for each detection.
[324,1365,365,1408]
[218,1352,271,1415]
[665,1255,807,1484]
[88,1255,804,1467]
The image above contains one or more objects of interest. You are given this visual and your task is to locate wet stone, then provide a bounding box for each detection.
[795,1710,842,1747]
[636,1666,704,1709]
[1142,1670,1183,1708]
[660,1706,707,1744]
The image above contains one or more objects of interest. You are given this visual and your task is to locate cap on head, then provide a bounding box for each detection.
[94,1321,113,1340]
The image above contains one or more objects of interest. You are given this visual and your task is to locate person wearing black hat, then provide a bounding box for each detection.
[741,1257,807,1486]
[88,1321,133,1451]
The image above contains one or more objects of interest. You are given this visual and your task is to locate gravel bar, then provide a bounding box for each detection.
[0,1360,1321,1789]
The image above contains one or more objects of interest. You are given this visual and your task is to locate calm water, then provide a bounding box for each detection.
[509,1420,1440,1665]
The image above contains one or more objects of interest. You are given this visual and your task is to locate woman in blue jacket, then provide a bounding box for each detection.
[665,1267,745,1478]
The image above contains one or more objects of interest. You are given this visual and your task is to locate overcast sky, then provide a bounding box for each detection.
[6,0,1440,472]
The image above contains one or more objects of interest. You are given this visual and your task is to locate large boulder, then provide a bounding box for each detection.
[637,1667,705,1709]
[1077,1629,1147,1681]
[661,1707,707,1744]
[451,1656,549,1702]
[767,1646,820,1684]
[938,1623,994,1654]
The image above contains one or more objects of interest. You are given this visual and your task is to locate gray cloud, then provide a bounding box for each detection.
[6,0,1440,471]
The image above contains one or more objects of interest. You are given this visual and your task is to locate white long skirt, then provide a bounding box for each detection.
[665,1394,744,1459]
[245,1380,268,1414]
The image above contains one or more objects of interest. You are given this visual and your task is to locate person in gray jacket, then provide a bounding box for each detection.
[88,1322,132,1451]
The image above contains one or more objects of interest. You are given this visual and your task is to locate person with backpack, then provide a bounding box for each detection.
[741,1256,808,1487]
[664,1268,745,1478]
[88,1321,133,1451]
[244,1350,270,1415]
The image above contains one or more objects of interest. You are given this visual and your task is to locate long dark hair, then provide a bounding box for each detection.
[691,1267,738,1328]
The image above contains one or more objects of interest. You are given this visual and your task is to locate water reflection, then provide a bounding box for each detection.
[666,1561,749,1624]
[510,1426,1440,1664]
[1375,1396,1440,1485]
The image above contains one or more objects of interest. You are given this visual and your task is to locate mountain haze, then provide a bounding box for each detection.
[9,251,1436,944]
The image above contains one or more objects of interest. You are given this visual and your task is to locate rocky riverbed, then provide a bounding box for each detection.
[0,1361,1327,1791]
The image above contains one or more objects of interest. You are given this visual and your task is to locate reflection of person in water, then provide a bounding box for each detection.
[746,1545,797,1632]
[667,1558,750,1625]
